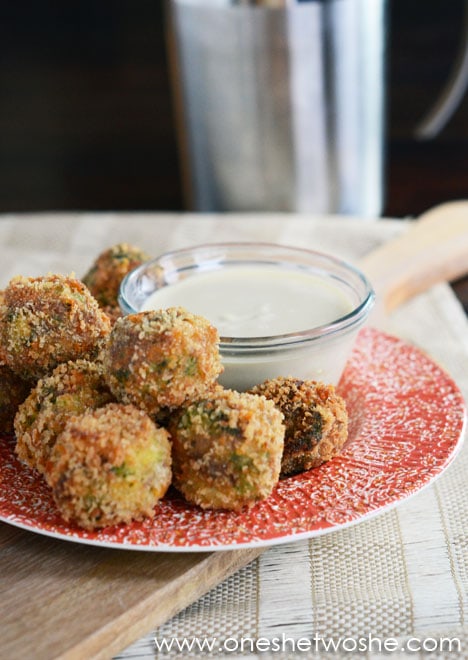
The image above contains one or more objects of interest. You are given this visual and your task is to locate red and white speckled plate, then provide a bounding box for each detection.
[0,327,465,552]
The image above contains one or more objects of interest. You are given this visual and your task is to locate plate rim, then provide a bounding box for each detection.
[0,327,466,552]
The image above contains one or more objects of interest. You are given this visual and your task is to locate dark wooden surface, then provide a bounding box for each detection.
[1,0,468,308]
[387,1,468,218]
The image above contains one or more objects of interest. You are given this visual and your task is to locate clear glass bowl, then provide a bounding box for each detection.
[119,242,375,390]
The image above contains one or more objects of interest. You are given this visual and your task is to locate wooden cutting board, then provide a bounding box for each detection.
[2,201,468,660]
[0,523,262,660]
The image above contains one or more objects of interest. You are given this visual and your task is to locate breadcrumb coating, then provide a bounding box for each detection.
[249,377,348,477]
[103,308,223,414]
[0,274,111,380]
[101,305,123,325]
[45,403,172,530]
[169,388,284,511]
[82,243,150,308]
[0,290,7,364]
[0,364,32,434]
[15,359,114,474]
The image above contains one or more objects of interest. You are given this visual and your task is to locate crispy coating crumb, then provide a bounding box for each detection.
[1,274,111,380]
[15,359,114,474]
[0,290,7,364]
[0,364,32,434]
[250,377,348,477]
[102,308,223,415]
[101,305,123,325]
[168,388,284,511]
[82,243,150,308]
[45,403,172,530]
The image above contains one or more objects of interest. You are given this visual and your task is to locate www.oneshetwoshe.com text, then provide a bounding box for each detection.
[153,633,462,655]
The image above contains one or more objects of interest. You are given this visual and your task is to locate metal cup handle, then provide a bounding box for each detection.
[415,0,468,139]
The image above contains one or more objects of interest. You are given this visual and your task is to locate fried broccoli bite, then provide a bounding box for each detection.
[102,308,223,415]
[168,388,284,511]
[82,242,150,309]
[1,274,111,380]
[45,403,172,530]
[0,289,7,364]
[249,377,348,477]
[0,364,32,434]
[15,359,114,474]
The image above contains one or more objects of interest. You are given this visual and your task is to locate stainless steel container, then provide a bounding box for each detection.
[167,0,387,216]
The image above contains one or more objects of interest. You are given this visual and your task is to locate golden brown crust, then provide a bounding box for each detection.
[1,274,111,380]
[82,243,150,308]
[102,308,223,415]
[0,290,7,364]
[249,377,348,477]
[0,364,32,434]
[45,403,172,530]
[168,388,284,511]
[14,359,114,474]
[101,305,123,325]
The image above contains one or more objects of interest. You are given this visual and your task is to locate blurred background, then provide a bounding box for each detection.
[0,0,467,217]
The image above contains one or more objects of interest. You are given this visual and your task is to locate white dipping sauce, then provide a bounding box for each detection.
[140,265,356,390]
[141,266,352,337]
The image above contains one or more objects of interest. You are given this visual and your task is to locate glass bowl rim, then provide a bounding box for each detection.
[119,241,375,351]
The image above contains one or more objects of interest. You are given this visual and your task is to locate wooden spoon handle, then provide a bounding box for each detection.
[359,200,468,313]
